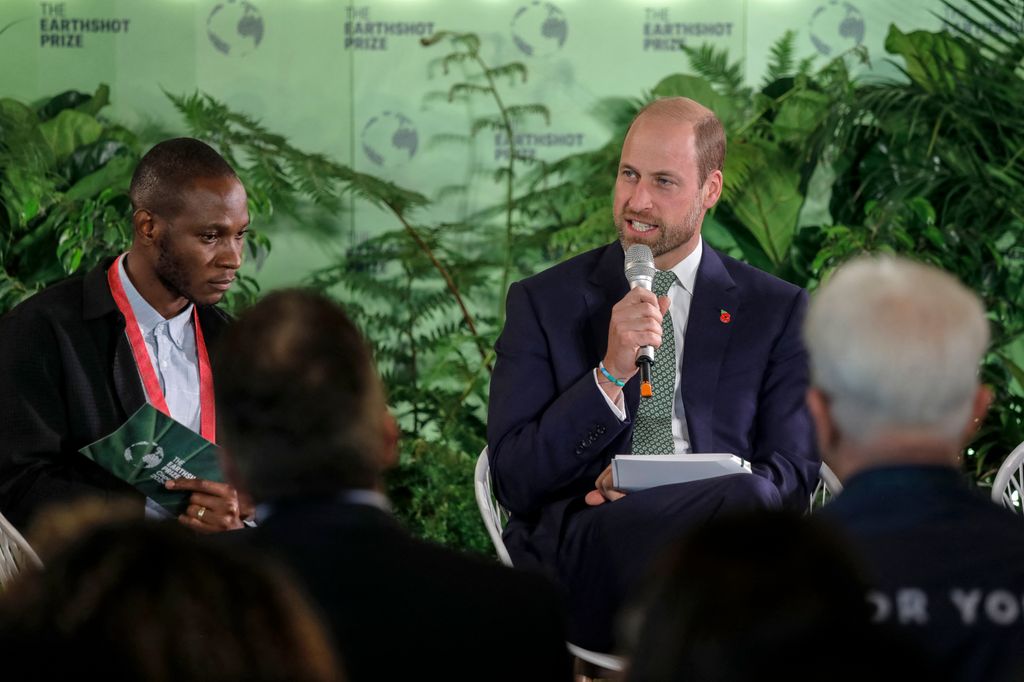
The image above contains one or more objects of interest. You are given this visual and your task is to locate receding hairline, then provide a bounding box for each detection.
[629,97,718,134]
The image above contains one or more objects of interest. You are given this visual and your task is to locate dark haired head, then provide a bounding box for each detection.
[215,289,393,501]
[0,520,341,681]
[625,511,931,682]
[129,137,238,219]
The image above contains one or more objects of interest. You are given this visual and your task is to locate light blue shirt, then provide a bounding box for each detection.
[118,255,200,432]
[118,256,200,519]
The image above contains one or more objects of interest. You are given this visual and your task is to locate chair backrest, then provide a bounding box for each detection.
[992,440,1024,516]
[809,462,844,511]
[0,510,43,589]
[474,447,513,567]
[473,447,626,675]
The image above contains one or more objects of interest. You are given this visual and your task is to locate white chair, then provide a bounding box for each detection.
[0,510,42,589]
[991,440,1024,516]
[474,448,626,676]
[809,462,844,511]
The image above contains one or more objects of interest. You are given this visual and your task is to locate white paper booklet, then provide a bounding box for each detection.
[611,454,751,492]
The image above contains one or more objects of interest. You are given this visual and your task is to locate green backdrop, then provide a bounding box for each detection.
[1,0,963,287]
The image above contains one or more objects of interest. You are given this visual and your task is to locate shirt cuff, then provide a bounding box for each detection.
[593,368,627,421]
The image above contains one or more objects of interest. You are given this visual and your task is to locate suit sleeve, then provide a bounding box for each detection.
[0,308,135,530]
[487,282,630,518]
[749,288,820,510]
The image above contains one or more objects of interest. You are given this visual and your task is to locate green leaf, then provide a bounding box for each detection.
[728,150,803,266]
[39,109,103,161]
[884,25,969,94]
[772,89,831,142]
[64,154,135,201]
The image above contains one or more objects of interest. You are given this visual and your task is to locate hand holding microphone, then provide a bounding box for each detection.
[600,245,670,396]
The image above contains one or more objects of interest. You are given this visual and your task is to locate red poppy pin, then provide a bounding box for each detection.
[720,309,731,324]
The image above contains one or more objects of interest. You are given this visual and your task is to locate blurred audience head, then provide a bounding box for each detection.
[0,519,341,681]
[214,289,397,502]
[624,511,935,682]
[803,255,990,478]
[26,495,140,562]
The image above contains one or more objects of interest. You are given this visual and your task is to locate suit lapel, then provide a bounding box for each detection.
[82,258,147,417]
[584,242,641,414]
[681,246,737,453]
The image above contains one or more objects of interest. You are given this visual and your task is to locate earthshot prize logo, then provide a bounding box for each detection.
[640,7,735,52]
[124,441,166,470]
[511,1,568,57]
[37,2,130,49]
[808,0,865,56]
[343,5,436,51]
[207,0,264,56]
[361,112,418,167]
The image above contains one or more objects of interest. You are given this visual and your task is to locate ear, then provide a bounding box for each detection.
[806,387,838,454]
[132,208,158,246]
[701,169,723,209]
[964,384,993,440]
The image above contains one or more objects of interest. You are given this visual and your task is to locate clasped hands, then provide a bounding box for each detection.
[166,477,254,533]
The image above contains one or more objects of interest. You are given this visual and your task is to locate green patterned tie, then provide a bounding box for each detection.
[630,270,677,455]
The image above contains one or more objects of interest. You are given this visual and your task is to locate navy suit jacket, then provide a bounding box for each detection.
[819,466,1024,682]
[487,241,818,566]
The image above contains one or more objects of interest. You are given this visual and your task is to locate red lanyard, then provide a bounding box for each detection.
[107,254,216,443]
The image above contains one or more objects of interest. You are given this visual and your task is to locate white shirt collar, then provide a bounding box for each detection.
[665,235,702,295]
[118,254,194,347]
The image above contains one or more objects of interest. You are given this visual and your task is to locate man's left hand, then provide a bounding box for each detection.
[167,478,253,533]
[584,464,627,506]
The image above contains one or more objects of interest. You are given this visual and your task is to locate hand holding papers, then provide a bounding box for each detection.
[79,403,223,516]
[611,454,751,492]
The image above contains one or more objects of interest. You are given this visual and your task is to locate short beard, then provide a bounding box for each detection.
[155,236,195,304]
[615,190,704,258]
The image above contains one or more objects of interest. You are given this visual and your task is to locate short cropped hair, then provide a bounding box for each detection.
[129,137,238,218]
[214,289,386,500]
[804,255,989,443]
[631,97,726,185]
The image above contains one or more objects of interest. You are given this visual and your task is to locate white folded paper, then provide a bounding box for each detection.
[611,453,751,492]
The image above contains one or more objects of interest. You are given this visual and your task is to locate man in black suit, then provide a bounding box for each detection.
[215,289,571,682]
[807,255,1024,682]
[0,138,251,532]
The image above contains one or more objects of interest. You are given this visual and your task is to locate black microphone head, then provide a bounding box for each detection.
[624,244,656,288]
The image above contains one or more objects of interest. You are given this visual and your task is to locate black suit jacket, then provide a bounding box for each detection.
[0,259,231,529]
[488,242,818,567]
[235,498,572,682]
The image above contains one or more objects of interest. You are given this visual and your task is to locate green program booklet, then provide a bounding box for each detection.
[79,403,223,516]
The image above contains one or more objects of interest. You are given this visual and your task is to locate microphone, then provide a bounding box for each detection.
[624,244,656,398]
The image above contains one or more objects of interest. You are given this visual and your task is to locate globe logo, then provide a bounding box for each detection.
[511,1,568,57]
[207,0,264,56]
[808,0,865,56]
[123,441,165,470]
[361,112,418,167]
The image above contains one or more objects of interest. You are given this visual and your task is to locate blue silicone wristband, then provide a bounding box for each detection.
[599,363,626,387]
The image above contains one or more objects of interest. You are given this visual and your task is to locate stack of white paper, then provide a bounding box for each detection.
[611,454,750,492]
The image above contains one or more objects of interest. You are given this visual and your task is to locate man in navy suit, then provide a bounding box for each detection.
[488,97,819,651]
[808,256,1024,682]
